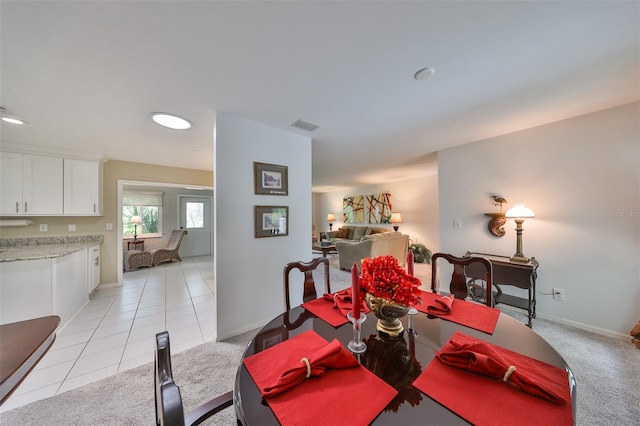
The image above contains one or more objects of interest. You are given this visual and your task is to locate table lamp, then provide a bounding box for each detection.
[326,213,336,231]
[130,215,142,240]
[504,203,535,263]
[389,212,403,231]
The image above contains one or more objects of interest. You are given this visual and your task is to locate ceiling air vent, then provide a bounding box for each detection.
[291,119,319,132]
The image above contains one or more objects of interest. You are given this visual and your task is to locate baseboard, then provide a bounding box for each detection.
[217,318,270,341]
[536,312,629,341]
[95,281,121,290]
[498,305,629,341]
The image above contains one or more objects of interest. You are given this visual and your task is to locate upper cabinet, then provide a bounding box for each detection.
[0,151,102,216]
[1,153,63,215]
[64,159,102,215]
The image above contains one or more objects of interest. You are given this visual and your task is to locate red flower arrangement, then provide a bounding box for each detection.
[359,255,422,307]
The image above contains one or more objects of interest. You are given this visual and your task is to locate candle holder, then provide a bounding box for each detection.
[407,307,418,336]
[346,312,367,353]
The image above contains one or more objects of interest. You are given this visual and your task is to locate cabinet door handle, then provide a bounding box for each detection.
[24,202,28,213]
[16,202,19,213]
[93,203,96,213]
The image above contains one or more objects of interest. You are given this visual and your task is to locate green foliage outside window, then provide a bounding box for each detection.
[123,206,159,236]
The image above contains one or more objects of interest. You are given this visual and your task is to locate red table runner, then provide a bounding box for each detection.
[302,289,369,327]
[413,331,573,425]
[244,330,397,425]
[414,290,500,334]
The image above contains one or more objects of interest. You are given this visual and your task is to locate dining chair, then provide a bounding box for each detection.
[155,331,233,426]
[283,257,331,311]
[431,252,494,307]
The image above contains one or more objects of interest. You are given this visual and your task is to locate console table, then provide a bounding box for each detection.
[464,251,538,327]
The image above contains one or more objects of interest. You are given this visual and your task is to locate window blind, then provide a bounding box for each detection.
[123,191,163,206]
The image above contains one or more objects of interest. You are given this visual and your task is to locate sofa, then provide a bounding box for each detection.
[326,225,389,244]
[334,232,409,271]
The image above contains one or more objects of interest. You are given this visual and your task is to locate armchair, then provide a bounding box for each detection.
[334,232,409,271]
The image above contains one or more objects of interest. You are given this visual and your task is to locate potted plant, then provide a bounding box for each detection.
[409,241,432,264]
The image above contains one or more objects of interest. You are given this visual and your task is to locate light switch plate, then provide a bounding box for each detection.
[68,224,76,232]
[106,223,113,231]
[39,224,48,232]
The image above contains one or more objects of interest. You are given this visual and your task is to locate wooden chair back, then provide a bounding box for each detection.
[155,331,233,426]
[431,252,493,307]
[283,257,331,311]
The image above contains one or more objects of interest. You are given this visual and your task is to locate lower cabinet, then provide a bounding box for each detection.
[0,249,89,327]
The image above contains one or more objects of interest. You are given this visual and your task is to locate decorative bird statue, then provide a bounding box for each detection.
[491,196,507,212]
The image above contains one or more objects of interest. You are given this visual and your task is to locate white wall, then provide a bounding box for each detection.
[438,102,639,337]
[215,113,312,339]
[313,174,440,253]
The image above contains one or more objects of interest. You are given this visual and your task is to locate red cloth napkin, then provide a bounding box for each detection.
[302,289,369,327]
[427,294,454,315]
[244,330,397,425]
[413,332,573,425]
[415,290,500,334]
[262,338,358,397]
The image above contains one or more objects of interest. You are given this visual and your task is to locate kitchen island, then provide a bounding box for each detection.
[0,235,103,328]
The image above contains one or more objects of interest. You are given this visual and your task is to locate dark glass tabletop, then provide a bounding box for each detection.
[234,306,575,425]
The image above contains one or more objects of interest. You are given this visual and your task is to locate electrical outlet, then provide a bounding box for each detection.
[39,224,48,232]
[106,223,113,231]
[68,224,76,232]
[454,220,462,229]
[552,288,565,301]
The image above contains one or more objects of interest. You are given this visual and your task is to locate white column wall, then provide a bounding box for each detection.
[214,113,312,339]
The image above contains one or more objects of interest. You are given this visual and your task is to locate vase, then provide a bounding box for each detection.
[365,293,410,338]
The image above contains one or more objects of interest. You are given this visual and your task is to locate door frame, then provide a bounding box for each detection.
[116,179,214,285]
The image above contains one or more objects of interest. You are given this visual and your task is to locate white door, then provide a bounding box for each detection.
[179,196,212,257]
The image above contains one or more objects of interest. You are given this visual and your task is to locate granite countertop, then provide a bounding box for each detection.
[0,235,103,263]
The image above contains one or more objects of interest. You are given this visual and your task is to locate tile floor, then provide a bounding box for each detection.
[1,256,216,413]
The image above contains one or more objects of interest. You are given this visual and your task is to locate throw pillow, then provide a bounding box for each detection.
[352,227,367,241]
[336,227,350,239]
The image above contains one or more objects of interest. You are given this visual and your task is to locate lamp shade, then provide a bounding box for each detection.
[326,213,336,222]
[130,215,143,225]
[389,212,404,224]
[505,204,535,219]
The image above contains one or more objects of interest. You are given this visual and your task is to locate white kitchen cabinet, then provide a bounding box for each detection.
[64,158,102,215]
[88,244,101,293]
[0,258,53,324]
[0,152,63,215]
[24,154,64,214]
[0,249,90,327]
[0,152,23,215]
[53,248,89,325]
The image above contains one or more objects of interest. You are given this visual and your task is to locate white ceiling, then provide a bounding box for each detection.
[1,1,638,192]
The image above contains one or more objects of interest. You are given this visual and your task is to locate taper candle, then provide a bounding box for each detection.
[407,250,414,276]
[351,262,360,320]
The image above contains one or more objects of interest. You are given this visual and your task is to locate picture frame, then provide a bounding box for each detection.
[254,326,288,354]
[254,162,288,195]
[254,205,289,238]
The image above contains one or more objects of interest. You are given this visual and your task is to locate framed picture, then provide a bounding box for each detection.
[254,205,289,238]
[254,326,288,354]
[254,162,288,195]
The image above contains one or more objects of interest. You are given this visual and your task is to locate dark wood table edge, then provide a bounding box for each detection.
[0,315,60,405]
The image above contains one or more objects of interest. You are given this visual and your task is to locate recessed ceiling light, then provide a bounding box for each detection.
[0,106,26,125]
[150,112,192,130]
[414,67,435,81]
[1,117,25,125]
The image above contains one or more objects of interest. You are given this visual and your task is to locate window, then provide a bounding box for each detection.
[185,201,204,229]
[123,191,163,238]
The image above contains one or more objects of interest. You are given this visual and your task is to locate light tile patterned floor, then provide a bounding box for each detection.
[1,256,215,413]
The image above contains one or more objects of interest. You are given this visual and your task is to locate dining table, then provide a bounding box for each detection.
[234,302,576,425]
[0,315,60,405]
